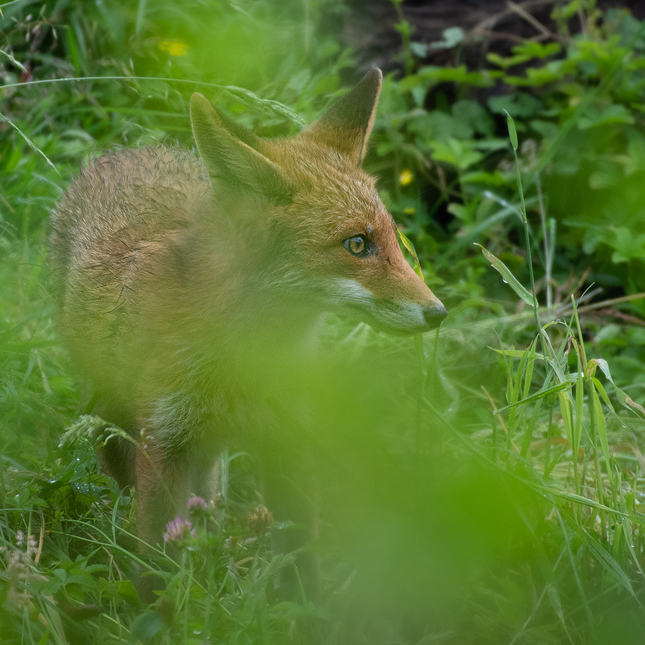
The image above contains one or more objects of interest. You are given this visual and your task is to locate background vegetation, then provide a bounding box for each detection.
[2,0,645,642]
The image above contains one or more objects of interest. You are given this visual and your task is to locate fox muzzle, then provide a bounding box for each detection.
[422,303,448,330]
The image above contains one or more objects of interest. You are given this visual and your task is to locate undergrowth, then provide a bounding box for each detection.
[2,0,645,643]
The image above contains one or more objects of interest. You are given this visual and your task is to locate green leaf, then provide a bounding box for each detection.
[590,384,611,469]
[595,359,645,418]
[494,379,571,415]
[397,229,424,280]
[313,74,339,96]
[128,612,164,644]
[429,27,465,50]
[578,104,635,130]
[558,391,573,447]
[0,111,60,176]
[0,49,27,73]
[429,138,483,170]
[581,532,638,600]
[451,99,495,137]
[447,202,472,221]
[488,92,542,118]
[523,338,538,400]
[504,110,518,150]
[410,42,428,58]
[65,25,81,72]
[512,41,562,59]
[592,377,614,411]
[418,65,499,87]
[460,170,507,186]
[474,244,537,307]
[486,52,530,69]
[490,347,546,360]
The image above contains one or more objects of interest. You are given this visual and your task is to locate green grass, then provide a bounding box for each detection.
[3,0,645,643]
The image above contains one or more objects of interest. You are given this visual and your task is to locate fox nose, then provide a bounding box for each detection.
[422,303,447,329]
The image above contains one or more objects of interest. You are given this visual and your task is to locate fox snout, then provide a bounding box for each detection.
[331,273,447,336]
[369,294,447,335]
[422,301,448,329]
[406,275,448,333]
[386,290,447,335]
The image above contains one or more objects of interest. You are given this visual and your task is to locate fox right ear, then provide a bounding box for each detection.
[301,68,382,166]
[190,93,293,201]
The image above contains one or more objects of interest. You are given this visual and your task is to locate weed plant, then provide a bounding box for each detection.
[2,0,645,643]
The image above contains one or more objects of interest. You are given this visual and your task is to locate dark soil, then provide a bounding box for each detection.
[341,0,645,74]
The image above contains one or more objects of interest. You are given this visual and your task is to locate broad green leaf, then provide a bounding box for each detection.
[488,92,541,118]
[429,27,465,50]
[418,65,499,87]
[452,99,495,137]
[513,41,561,59]
[487,52,530,69]
[128,612,164,643]
[429,138,483,170]
[460,170,506,185]
[579,104,635,130]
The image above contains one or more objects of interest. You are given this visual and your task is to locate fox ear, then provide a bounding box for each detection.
[190,93,293,202]
[211,106,269,155]
[303,68,382,166]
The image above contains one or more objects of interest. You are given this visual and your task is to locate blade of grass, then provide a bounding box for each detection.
[0,111,60,176]
[2,76,308,128]
[504,110,541,339]
[493,379,571,415]
[475,243,536,307]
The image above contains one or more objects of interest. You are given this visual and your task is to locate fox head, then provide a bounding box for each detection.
[190,69,446,335]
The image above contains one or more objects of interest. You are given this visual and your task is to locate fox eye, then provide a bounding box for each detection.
[343,235,370,257]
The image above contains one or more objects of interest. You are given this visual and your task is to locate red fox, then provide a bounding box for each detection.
[50,68,446,598]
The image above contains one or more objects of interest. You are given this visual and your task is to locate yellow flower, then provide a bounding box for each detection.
[399,169,414,186]
[403,207,416,215]
[159,40,188,57]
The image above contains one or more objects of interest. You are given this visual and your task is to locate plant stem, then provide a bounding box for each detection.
[512,146,541,334]
[535,170,553,309]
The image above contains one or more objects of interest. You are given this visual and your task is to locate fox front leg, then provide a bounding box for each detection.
[262,450,321,604]
[135,431,190,602]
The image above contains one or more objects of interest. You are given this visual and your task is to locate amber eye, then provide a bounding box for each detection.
[343,235,370,257]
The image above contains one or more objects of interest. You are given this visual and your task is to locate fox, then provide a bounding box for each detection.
[50,68,446,600]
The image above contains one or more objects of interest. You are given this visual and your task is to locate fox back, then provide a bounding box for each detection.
[50,69,446,598]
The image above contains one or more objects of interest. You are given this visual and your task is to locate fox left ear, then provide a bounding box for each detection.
[190,93,294,203]
[302,68,382,166]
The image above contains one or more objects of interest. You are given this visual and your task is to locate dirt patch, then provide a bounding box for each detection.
[342,0,645,73]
